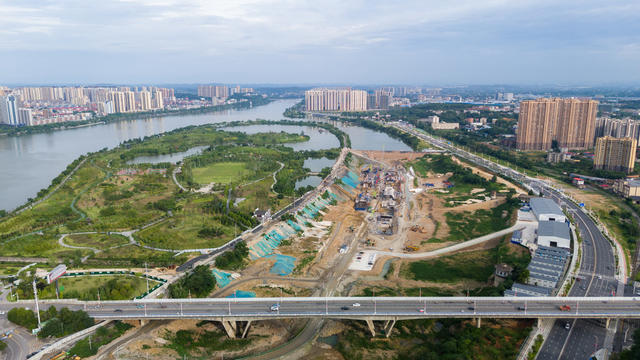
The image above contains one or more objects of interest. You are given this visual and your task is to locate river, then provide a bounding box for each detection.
[0,99,411,211]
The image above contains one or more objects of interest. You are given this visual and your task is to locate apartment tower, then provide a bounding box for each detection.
[304,88,368,112]
[516,98,598,151]
[593,136,637,174]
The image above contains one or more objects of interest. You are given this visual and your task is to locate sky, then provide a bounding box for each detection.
[0,0,639,86]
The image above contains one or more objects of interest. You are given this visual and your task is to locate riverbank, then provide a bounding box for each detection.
[0,95,270,137]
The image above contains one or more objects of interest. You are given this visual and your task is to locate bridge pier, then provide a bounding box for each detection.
[384,319,396,338]
[221,320,237,339]
[140,319,147,327]
[537,318,542,329]
[365,319,376,337]
[605,318,611,328]
[241,321,252,339]
[476,318,481,328]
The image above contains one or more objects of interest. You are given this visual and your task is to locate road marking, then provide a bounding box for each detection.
[557,204,600,359]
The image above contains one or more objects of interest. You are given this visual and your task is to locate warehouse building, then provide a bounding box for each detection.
[529,197,566,223]
[537,220,571,249]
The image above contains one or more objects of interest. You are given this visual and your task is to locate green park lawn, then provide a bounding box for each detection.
[19,275,159,301]
[64,233,129,250]
[191,162,251,184]
[0,233,90,260]
[0,165,105,237]
[88,244,191,267]
[76,173,175,231]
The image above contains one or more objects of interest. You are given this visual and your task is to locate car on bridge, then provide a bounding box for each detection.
[270,304,280,311]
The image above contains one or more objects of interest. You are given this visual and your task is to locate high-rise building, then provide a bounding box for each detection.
[593,136,637,174]
[198,85,230,99]
[304,88,367,112]
[516,98,598,151]
[138,91,152,111]
[17,108,33,126]
[124,91,136,112]
[109,92,126,113]
[153,90,164,109]
[555,98,598,149]
[0,95,20,125]
[374,89,391,110]
[595,117,640,141]
[516,98,559,150]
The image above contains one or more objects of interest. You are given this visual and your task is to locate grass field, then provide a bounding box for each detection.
[89,244,191,267]
[17,275,159,301]
[0,262,30,275]
[191,162,251,184]
[430,198,519,243]
[403,250,495,283]
[0,165,105,237]
[136,210,235,250]
[65,233,129,250]
[0,233,90,260]
[76,173,174,231]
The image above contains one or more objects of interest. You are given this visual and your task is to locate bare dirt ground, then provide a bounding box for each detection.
[446,197,507,213]
[451,156,526,194]
[116,318,305,360]
[351,150,426,165]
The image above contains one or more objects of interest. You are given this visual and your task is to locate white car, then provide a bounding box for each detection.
[270,304,280,311]
[352,303,361,307]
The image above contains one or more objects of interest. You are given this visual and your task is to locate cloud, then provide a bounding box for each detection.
[0,0,638,84]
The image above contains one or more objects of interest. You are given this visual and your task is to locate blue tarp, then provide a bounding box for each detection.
[226,290,256,298]
[212,269,233,288]
[267,254,297,276]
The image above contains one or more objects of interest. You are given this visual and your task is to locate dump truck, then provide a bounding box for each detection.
[405,246,419,252]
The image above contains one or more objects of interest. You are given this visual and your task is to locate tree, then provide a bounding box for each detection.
[612,328,640,360]
[8,308,38,330]
[169,265,216,298]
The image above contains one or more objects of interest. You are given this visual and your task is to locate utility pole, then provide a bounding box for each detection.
[32,280,41,329]
[145,262,149,294]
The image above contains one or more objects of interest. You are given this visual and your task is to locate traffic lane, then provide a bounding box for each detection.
[79,301,640,318]
[560,319,607,360]
[537,320,574,360]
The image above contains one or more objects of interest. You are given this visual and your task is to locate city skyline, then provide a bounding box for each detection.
[1,1,639,85]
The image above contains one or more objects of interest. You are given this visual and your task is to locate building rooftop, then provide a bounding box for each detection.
[538,221,570,240]
[530,197,564,216]
[509,283,552,296]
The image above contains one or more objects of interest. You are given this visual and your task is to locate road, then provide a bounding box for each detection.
[536,187,619,360]
[0,317,42,360]
[388,122,625,358]
[2,297,639,322]
[373,222,525,259]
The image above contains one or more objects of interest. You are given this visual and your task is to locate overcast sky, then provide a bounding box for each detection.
[1,0,639,85]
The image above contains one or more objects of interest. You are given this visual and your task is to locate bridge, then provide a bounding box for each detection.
[4,296,640,338]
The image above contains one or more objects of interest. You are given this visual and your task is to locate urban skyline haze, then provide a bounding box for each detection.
[1,0,639,85]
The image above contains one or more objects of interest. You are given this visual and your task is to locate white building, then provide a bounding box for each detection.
[537,221,571,249]
[529,197,566,223]
[0,94,20,125]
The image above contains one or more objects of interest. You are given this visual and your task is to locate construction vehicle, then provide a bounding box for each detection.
[405,246,419,252]
[410,225,426,233]
[558,305,571,312]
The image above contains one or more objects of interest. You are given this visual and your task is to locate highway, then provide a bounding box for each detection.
[536,186,619,360]
[2,297,640,322]
[389,122,625,358]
